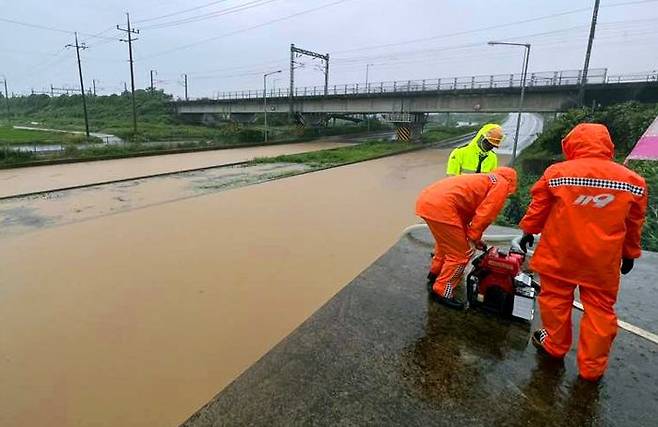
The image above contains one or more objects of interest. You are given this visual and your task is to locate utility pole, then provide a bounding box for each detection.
[324,53,329,96]
[118,12,139,134]
[150,69,157,91]
[289,44,330,119]
[66,32,90,138]
[2,76,9,123]
[578,0,600,105]
[92,79,97,96]
[123,81,128,93]
[183,73,188,100]
[365,63,374,88]
[289,43,295,119]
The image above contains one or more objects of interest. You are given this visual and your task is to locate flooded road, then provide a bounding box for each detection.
[0,163,312,238]
[0,147,465,426]
[0,140,351,199]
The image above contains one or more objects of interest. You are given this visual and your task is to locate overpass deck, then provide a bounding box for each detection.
[174,69,658,115]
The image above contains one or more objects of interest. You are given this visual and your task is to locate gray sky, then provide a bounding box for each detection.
[1,0,657,99]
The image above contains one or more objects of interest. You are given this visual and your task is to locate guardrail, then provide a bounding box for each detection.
[185,69,657,102]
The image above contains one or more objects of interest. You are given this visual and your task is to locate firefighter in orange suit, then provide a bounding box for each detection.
[416,167,518,309]
[519,123,648,382]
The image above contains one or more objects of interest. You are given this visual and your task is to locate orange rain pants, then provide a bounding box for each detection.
[416,167,517,299]
[424,219,471,299]
[537,275,618,381]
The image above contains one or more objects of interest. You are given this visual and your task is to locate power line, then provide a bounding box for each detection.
[138,0,353,60]
[183,58,288,77]
[135,0,231,23]
[329,0,658,56]
[141,0,280,30]
[0,17,117,40]
[14,47,71,82]
[0,16,74,34]
[80,25,119,45]
[331,17,658,66]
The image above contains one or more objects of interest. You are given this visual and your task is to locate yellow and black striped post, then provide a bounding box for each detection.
[396,125,412,141]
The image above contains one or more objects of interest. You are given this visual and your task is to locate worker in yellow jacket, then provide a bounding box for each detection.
[446,124,504,176]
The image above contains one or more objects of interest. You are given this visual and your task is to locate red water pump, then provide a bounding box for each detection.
[466,246,539,322]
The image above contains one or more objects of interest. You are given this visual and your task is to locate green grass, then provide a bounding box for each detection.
[421,125,479,143]
[496,101,658,251]
[626,160,658,252]
[252,139,417,168]
[0,139,276,168]
[5,90,391,143]
[0,126,100,145]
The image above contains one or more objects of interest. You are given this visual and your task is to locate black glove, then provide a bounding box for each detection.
[621,258,634,275]
[519,233,535,253]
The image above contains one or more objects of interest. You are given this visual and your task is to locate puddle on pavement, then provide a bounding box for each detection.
[0,148,461,426]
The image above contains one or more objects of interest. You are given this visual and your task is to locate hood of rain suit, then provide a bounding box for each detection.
[520,123,647,289]
[561,123,615,161]
[472,123,504,152]
[492,167,517,194]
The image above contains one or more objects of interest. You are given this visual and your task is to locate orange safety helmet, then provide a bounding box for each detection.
[483,125,504,147]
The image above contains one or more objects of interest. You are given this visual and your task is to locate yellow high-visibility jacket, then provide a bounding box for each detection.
[446,124,499,176]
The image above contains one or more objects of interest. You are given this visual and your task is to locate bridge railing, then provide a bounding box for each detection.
[203,68,657,102]
[605,71,658,84]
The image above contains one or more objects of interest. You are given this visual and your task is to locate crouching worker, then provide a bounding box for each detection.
[415,167,517,309]
[519,123,647,382]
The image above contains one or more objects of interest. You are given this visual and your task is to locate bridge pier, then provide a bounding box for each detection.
[297,113,329,127]
[385,113,427,142]
[229,113,257,124]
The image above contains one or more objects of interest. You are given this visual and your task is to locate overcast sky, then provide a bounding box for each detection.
[1,0,657,99]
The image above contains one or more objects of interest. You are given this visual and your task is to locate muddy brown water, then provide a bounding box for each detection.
[0,163,312,237]
[0,148,479,426]
[0,140,351,198]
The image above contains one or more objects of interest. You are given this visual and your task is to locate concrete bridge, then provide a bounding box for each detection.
[175,69,658,115]
[173,68,658,140]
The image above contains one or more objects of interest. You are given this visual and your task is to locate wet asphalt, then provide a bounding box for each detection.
[183,226,658,427]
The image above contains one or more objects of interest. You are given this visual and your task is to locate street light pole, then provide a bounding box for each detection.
[488,41,531,165]
[264,70,282,143]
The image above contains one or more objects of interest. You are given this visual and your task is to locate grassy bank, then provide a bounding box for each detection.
[1,88,393,168]
[0,121,390,169]
[497,102,658,251]
[0,126,101,145]
[421,124,479,143]
[253,139,415,168]
[5,90,391,144]
[0,139,292,169]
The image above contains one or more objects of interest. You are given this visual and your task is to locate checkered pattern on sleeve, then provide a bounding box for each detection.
[548,177,645,196]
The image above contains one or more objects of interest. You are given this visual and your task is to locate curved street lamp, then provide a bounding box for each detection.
[488,41,531,165]
[264,70,282,143]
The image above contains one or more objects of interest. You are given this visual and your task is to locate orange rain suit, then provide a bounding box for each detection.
[416,167,517,299]
[519,123,648,380]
